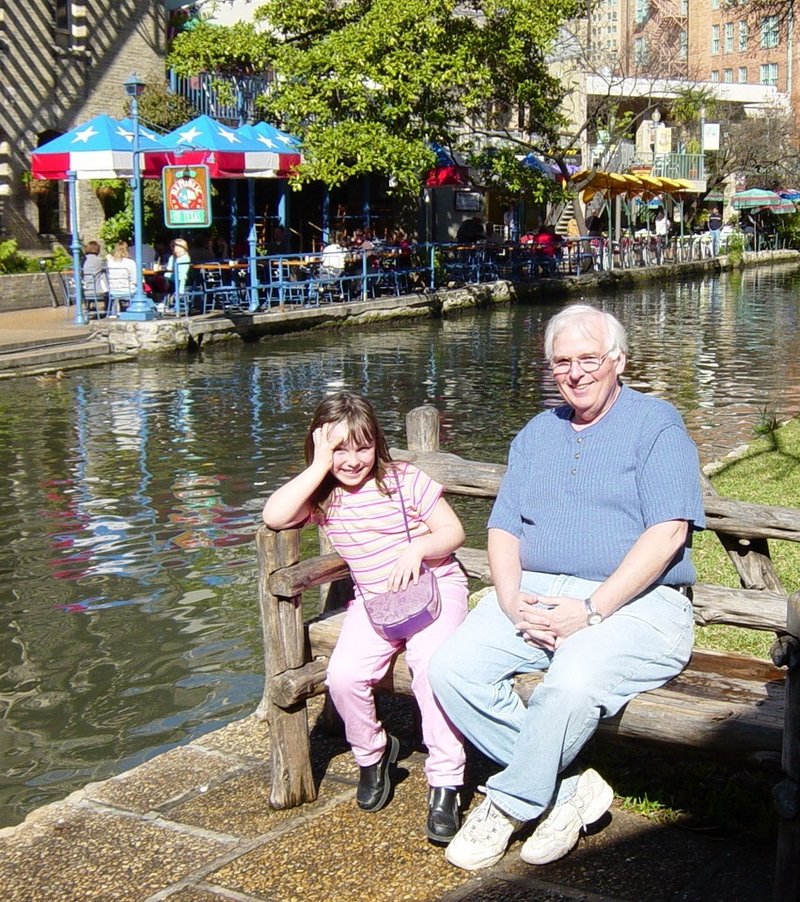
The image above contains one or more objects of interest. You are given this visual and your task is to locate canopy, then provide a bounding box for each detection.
[30,114,167,180]
[730,188,783,211]
[426,142,470,187]
[770,200,797,215]
[236,122,302,175]
[780,189,800,201]
[143,114,285,178]
[570,169,695,202]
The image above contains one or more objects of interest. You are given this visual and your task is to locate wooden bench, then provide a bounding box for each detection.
[255,405,800,900]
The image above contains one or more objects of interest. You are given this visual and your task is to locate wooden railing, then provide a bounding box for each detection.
[256,404,800,901]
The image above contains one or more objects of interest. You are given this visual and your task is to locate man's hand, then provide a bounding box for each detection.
[515,593,587,650]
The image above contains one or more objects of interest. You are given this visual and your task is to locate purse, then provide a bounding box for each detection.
[362,472,441,642]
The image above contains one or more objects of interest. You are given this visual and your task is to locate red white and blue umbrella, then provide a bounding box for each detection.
[30,114,166,180]
[236,122,302,175]
[144,114,282,178]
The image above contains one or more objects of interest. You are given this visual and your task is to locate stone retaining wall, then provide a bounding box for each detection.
[0,272,61,311]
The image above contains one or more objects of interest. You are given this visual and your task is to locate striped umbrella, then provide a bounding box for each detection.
[730,188,782,211]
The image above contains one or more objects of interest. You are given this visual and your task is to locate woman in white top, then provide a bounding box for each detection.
[106,241,137,302]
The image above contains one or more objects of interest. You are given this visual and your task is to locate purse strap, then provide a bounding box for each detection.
[392,468,413,544]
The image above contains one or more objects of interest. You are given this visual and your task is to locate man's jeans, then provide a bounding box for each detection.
[709,228,721,256]
[429,571,694,822]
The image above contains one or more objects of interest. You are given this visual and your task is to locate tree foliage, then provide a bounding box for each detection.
[168,21,276,77]
[168,0,583,201]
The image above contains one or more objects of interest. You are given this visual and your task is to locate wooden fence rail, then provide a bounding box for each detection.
[255,404,800,900]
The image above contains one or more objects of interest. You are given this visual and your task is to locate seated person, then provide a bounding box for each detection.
[321,232,348,276]
[456,216,485,244]
[82,240,108,296]
[106,241,137,300]
[165,238,192,295]
[211,236,230,262]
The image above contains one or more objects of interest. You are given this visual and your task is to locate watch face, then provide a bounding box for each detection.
[587,612,603,626]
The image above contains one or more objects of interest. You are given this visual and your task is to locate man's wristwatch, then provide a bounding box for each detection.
[584,596,603,626]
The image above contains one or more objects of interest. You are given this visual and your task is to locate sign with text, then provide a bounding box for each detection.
[703,123,721,151]
[162,165,212,229]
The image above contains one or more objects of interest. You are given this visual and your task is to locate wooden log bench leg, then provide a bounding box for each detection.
[256,527,317,809]
[772,590,800,901]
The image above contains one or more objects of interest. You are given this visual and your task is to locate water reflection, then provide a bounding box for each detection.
[1,268,800,826]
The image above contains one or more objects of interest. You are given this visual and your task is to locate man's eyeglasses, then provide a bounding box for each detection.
[550,352,610,376]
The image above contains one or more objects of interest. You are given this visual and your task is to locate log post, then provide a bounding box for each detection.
[701,472,784,593]
[406,405,440,452]
[255,526,317,808]
[773,589,800,901]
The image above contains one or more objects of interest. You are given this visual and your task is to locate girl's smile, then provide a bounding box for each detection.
[328,422,376,490]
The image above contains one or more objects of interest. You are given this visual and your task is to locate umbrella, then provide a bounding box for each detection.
[770,201,797,215]
[237,123,302,175]
[779,189,800,201]
[144,114,278,178]
[30,114,166,180]
[730,188,783,211]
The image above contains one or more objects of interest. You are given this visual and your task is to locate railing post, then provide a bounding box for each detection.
[406,405,440,452]
[772,590,800,901]
[255,526,317,808]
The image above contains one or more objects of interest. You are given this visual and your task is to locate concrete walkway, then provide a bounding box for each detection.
[0,696,775,902]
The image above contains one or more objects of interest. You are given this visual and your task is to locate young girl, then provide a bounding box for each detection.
[263,392,468,843]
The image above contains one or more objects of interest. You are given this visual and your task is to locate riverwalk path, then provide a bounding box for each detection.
[0,695,775,901]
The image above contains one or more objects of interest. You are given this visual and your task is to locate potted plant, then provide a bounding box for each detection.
[91,178,126,203]
[22,171,53,198]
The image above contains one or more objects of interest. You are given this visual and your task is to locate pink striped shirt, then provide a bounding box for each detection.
[321,463,462,599]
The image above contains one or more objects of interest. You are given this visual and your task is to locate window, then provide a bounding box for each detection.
[634,35,648,65]
[711,24,720,54]
[679,30,687,60]
[711,70,720,82]
[723,68,733,83]
[54,0,69,30]
[725,22,734,52]
[738,66,747,83]
[739,21,748,51]
[680,0,688,13]
[761,15,779,48]
[635,0,649,25]
[760,62,778,86]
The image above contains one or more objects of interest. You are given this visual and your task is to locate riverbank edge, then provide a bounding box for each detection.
[86,248,800,357]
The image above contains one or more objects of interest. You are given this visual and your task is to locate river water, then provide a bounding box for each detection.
[2,266,800,827]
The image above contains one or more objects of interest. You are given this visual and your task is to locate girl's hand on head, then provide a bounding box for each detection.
[311,423,344,473]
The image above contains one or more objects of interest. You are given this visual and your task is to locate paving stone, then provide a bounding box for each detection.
[0,805,231,902]
[84,745,245,814]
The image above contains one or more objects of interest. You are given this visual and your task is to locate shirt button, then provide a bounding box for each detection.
[575,453,580,459]
[571,468,577,475]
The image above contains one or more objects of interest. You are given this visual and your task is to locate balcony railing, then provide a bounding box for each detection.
[168,70,276,126]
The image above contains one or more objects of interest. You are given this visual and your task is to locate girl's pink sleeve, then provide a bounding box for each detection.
[402,463,443,521]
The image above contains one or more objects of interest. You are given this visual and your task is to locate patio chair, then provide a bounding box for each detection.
[199,264,244,313]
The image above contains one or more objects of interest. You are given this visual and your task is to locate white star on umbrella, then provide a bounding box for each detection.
[178,126,202,144]
[115,126,134,143]
[257,135,278,149]
[72,126,98,144]
[216,127,241,144]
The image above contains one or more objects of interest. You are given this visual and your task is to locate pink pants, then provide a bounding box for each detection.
[326,574,468,787]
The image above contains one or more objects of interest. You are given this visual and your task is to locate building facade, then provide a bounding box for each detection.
[0,1,166,250]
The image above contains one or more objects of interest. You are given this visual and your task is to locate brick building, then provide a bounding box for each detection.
[0,1,166,251]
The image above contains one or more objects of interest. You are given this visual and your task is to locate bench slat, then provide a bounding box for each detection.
[288,613,784,758]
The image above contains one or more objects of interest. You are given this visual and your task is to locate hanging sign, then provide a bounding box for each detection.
[703,123,721,151]
[162,164,212,228]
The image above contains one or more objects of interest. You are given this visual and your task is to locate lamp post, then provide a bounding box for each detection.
[120,73,157,321]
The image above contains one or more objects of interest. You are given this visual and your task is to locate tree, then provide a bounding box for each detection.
[168,0,584,207]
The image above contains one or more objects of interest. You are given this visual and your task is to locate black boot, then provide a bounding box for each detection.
[426,786,461,843]
[356,733,399,812]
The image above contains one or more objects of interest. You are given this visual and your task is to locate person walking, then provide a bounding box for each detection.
[430,304,705,871]
[262,391,469,842]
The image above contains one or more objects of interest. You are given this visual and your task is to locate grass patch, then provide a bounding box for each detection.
[693,415,800,660]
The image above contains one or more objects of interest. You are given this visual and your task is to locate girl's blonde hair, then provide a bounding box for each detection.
[304,392,393,519]
[111,241,130,261]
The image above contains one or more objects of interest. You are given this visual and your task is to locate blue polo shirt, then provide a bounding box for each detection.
[488,384,705,585]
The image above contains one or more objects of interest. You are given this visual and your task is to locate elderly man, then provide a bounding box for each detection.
[430,303,704,870]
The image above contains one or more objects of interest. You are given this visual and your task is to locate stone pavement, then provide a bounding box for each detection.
[0,304,92,350]
[0,696,775,902]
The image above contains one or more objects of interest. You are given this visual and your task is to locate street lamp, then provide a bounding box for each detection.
[119,72,157,321]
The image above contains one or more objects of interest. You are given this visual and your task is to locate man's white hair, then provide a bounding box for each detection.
[544,304,628,362]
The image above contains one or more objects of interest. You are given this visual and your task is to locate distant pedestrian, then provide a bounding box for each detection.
[707,207,722,256]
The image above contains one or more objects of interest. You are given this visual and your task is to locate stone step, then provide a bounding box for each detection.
[0,340,116,373]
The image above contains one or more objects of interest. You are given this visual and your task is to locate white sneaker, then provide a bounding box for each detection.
[445,791,525,871]
[520,769,614,866]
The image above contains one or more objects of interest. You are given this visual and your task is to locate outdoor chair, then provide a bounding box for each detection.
[199,264,243,313]
[60,271,109,320]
